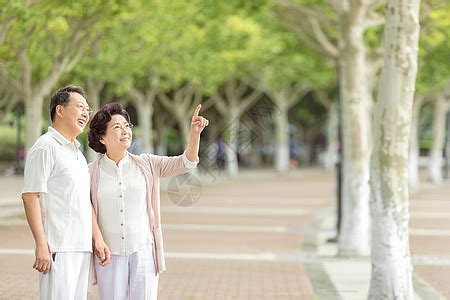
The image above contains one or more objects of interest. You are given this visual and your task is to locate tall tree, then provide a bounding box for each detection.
[428,89,448,183]
[260,20,335,172]
[275,0,385,256]
[411,2,450,185]
[0,1,119,150]
[369,0,421,297]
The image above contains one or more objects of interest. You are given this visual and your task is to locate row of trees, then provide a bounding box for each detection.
[1,0,449,298]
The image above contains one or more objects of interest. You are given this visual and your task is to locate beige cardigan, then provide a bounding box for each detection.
[89,152,192,277]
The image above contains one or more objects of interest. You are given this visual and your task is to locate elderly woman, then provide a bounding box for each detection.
[88,102,208,299]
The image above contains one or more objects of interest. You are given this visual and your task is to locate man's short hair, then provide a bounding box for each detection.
[49,85,87,122]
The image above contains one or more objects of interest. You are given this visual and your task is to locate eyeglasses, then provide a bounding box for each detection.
[65,103,93,116]
[111,123,134,131]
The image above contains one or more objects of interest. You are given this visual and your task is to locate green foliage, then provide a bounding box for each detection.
[417,2,450,93]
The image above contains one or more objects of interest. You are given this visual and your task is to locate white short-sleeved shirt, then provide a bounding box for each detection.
[22,126,92,252]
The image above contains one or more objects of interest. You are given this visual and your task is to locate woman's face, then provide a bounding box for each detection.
[100,114,133,153]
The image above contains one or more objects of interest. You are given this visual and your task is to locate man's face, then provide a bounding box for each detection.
[60,92,90,136]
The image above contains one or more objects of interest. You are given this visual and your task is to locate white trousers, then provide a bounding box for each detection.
[39,252,91,300]
[95,247,159,300]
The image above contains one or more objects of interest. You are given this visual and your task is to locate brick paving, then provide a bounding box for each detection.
[0,170,449,299]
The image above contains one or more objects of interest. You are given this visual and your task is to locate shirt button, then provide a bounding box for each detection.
[121,223,123,226]
[122,237,124,240]
[119,182,122,185]
[120,209,123,212]
[119,195,123,198]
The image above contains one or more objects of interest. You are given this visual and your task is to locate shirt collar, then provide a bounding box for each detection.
[103,152,129,170]
[48,126,81,149]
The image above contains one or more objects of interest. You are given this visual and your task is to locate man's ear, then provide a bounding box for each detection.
[55,105,64,119]
[100,138,105,145]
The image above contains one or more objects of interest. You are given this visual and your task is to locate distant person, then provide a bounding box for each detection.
[216,138,225,169]
[88,102,208,299]
[21,85,93,299]
[289,138,301,169]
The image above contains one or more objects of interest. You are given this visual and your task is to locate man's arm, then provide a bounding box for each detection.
[22,192,52,274]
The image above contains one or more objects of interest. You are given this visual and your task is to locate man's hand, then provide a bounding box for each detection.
[33,243,52,274]
[94,239,111,267]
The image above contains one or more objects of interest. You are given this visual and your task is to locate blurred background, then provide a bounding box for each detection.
[0,0,448,179]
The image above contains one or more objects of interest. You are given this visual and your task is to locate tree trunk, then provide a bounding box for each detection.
[224,106,240,177]
[408,95,424,189]
[369,0,420,297]
[324,102,339,170]
[86,78,103,162]
[179,118,191,149]
[212,80,262,176]
[428,94,446,183]
[128,82,159,155]
[338,19,371,256]
[273,97,289,172]
[156,127,168,155]
[25,94,45,151]
[136,100,154,153]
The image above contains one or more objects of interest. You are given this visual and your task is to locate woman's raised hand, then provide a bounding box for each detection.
[190,104,209,135]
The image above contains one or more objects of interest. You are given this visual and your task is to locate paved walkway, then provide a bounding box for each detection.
[0,169,449,299]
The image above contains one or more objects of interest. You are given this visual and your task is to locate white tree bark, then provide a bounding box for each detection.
[337,3,372,256]
[275,0,387,257]
[127,76,159,154]
[324,102,339,170]
[224,108,240,177]
[428,94,446,183]
[369,0,420,298]
[408,95,424,189]
[274,101,289,172]
[25,94,45,151]
[155,128,168,155]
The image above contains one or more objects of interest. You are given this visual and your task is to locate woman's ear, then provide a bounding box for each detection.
[100,138,105,145]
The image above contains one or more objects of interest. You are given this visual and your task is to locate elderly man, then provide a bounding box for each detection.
[22,85,94,299]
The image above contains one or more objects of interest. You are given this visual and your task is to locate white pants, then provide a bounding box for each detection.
[95,247,159,300]
[39,252,91,300]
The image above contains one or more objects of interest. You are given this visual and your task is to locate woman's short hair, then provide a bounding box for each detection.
[88,102,130,154]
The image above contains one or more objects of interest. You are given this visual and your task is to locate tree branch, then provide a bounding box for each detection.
[147,75,160,100]
[0,61,22,95]
[313,90,333,109]
[0,16,15,46]
[364,14,385,29]
[241,88,261,110]
[369,0,386,10]
[19,50,32,97]
[127,86,145,106]
[276,0,335,24]
[287,82,311,107]
[309,18,338,58]
[158,92,173,112]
